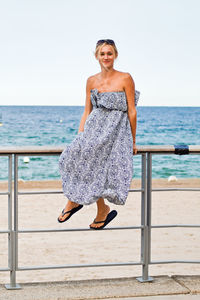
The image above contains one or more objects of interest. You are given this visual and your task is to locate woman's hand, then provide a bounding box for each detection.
[133,142,137,155]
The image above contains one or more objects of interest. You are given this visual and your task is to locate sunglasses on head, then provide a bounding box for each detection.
[96,39,115,46]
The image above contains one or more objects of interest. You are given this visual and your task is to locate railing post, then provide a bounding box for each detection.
[5,154,21,289]
[137,153,153,282]
[146,153,153,281]
[8,155,12,271]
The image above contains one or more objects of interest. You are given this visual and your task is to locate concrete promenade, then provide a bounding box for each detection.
[0,275,200,300]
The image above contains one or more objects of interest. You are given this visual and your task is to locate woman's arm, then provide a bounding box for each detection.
[78,77,93,133]
[123,73,137,155]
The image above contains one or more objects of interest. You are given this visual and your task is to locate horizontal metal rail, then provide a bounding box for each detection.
[18,226,143,233]
[1,188,198,197]
[151,224,200,228]
[17,187,200,195]
[0,268,11,272]
[0,144,200,154]
[18,261,142,271]
[151,188,200,191]
[0,230,10,234]
[17,188,143,195]
[151,260,200,264]
[0,145,199,289]
[18,190,63,195]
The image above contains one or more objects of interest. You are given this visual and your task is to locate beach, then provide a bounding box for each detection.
[0,178,200,285]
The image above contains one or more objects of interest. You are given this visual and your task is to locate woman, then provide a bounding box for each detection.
[58,39,140,230]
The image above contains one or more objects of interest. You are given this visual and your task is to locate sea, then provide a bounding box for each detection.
[0,106,200,181]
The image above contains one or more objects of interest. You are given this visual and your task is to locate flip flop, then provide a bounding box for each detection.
[90,210,118,230]
[58,204,83,223]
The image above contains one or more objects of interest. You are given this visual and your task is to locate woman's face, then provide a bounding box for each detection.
[97,45,115,69]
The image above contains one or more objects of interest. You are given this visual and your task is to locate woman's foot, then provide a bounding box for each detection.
[90,204,110,229]
[58,200,82,222]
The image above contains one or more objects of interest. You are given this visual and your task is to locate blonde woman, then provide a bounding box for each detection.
[58,39,140,229]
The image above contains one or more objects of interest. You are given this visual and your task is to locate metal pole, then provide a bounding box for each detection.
[14,155,18,269]
[137,153,153,282]
[8,155,12,268]
[146,153,153,281]
[5,154,21,289]
[147,153,152,264]
[139,154,147,280]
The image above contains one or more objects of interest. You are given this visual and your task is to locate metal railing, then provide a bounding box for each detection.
[0,145,199,289]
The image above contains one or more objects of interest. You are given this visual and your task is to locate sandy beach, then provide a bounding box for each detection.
[0,178,200,284]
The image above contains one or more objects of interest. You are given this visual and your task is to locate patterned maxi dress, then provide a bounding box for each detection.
[59,88,140,206]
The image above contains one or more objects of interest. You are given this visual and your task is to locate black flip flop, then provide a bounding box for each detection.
[90,210,118,230]
[58,204,83,223]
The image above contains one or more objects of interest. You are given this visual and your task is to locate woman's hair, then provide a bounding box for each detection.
[95,40,118,59]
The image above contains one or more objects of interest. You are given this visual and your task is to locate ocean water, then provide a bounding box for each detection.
[0,106,200,181]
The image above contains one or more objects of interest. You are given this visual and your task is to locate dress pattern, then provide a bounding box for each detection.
[59,89,140,205]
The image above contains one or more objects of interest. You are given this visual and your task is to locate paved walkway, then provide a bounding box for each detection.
[113,297,200,300]
[0,275,200,300]
[110,296,200,300]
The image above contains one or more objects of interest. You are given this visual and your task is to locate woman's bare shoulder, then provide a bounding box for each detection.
[87,73,101,89]
[114,71,134,89]
[115,70,133,79]
[115,70,133,82]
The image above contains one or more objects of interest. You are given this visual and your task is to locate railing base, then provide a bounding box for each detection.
[136,276,154,283]
[5,283,21,290]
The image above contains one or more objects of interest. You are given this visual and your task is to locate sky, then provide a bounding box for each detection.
[0,0,199,106]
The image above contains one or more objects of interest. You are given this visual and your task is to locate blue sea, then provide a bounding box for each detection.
[0,106,200,181]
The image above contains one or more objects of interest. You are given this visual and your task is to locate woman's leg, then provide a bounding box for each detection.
[89,197,110,229]
[58,199,80,222]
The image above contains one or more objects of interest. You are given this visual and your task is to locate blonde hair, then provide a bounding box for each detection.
[95,42,118,59]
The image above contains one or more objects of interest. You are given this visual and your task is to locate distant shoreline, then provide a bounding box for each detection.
[0,178,199,191]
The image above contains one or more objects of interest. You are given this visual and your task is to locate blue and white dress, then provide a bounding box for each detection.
[59,88,140,205]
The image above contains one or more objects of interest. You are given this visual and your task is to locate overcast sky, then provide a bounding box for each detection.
[0,0,199,106]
